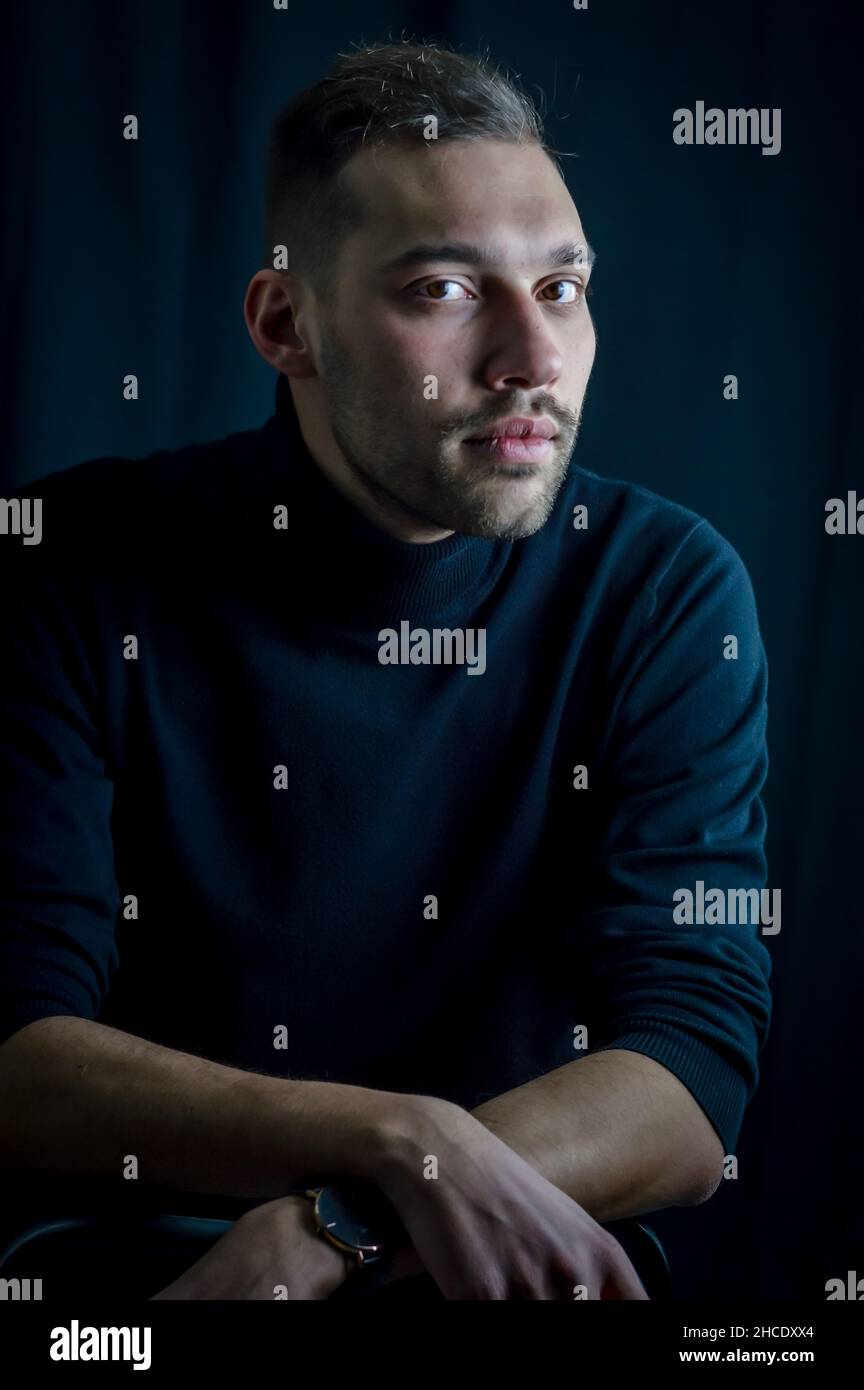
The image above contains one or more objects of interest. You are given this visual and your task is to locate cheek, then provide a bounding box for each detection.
[572,313,597,373]
[373,314,460,396]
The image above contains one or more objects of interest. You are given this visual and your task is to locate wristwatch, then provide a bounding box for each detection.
[303,1184,405,1269]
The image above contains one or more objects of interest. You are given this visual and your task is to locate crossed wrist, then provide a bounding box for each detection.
[374,1093,469,1198]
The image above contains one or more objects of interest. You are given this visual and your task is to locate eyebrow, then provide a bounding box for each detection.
[381,240,596,274]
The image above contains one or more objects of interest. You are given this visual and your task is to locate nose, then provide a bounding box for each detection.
[479,291,564,392]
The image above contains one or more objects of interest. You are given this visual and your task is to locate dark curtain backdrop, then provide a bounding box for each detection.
[2,0,861,1300]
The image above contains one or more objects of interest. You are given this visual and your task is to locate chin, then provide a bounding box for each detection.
[459,509,551,541]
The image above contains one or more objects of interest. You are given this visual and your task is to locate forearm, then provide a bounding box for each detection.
[470,1049,725,1223]
[0,1015,404,1199]
[0,1017,723,1225]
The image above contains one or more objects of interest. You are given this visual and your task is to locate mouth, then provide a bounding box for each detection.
[463,436,555,463]
[462,416,558,464]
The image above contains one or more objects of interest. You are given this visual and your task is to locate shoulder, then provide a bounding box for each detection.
[6,424,269,561]
[14,423,264,506]
[567,463,753,599]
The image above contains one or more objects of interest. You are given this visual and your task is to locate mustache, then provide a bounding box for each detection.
[438,398,581,440]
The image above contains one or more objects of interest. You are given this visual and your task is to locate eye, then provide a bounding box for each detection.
[411,277,592,305]
[415,279,473,301]
[541,279,587,304]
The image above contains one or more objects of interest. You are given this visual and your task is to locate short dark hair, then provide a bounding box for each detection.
[262,39,559,294]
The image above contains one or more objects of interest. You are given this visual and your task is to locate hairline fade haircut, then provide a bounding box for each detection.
[262,39,566,301]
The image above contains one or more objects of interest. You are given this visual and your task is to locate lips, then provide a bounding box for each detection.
[464,435,554,464]
[466,417,557,441]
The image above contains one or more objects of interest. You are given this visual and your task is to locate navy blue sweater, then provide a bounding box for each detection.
[0,378,772,1156]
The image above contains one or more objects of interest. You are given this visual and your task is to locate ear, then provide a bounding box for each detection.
[244,269,318,381]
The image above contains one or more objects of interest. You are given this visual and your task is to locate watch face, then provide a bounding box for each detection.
[315,1185,398,1256]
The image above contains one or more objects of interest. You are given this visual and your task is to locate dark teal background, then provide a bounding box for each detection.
[2,0,861,1299]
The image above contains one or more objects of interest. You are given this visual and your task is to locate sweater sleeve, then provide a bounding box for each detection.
[0,527,121,1048]
[583,518,772,1156]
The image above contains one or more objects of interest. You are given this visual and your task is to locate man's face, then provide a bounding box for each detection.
[310,138,596,540]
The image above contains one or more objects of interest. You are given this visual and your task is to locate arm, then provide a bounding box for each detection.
[471,1049,724,1222]
[0,1012,416,1197]
[0,491,416,1204]
[471,521,771,1223]
[365,1048,721,1292]
[1,1015,646,1302]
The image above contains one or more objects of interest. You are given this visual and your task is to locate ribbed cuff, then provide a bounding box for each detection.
[590,1021,751,1156]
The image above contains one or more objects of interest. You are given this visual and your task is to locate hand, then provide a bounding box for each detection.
[356,1240,427,1292]
[376,1098,650,1300]
[149,1195,351,1300]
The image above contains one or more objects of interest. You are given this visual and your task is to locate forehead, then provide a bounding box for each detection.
[338,139,587,264]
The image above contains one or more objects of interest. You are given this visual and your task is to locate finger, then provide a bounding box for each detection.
[599,1257,650,1300]
[380,1245,426,1283]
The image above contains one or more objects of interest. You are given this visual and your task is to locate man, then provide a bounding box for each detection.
[0,41,771,1300]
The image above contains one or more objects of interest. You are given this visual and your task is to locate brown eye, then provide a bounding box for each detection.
[542,280,584,303]
[417,280,470,301]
